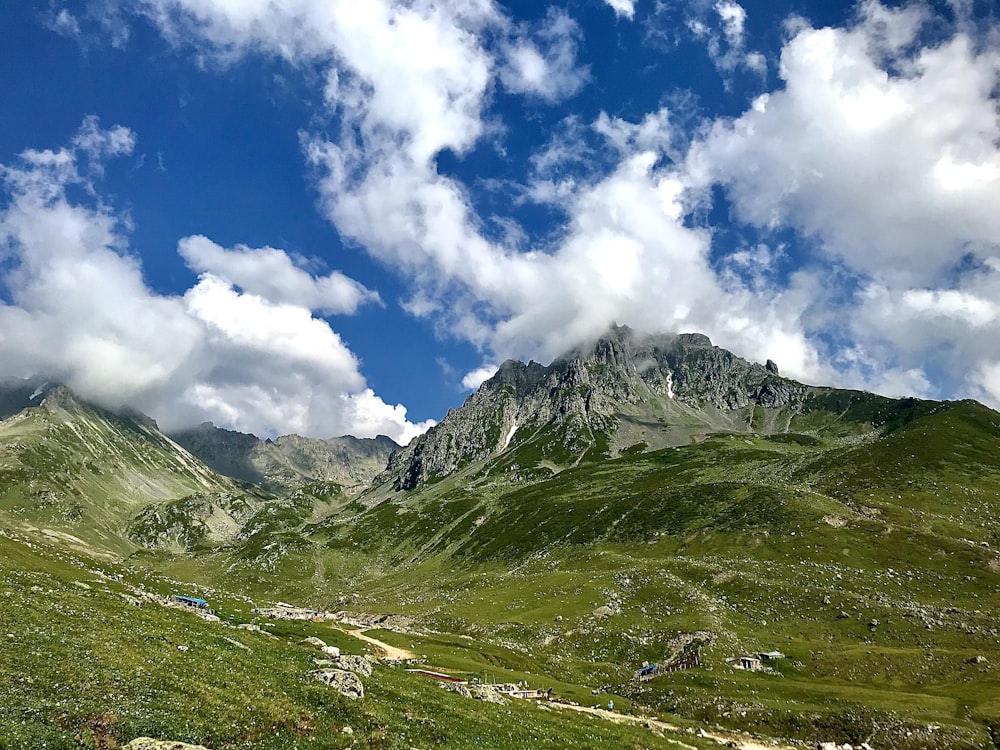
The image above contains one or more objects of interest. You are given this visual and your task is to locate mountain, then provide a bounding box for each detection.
[376,325,931,491]
[0,382,396,555]
[170,422,400,493]
[0,383,241,553]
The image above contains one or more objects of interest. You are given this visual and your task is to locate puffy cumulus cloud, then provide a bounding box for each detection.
[687,1,1000,285]
[120,0,999,410]
[603,0,636,20]
[135,0,501,163]
[0,119,430,443]
[128,0,824,387]
[178,235,380,315]
[686,1,1000,405]
[499,9,589,102]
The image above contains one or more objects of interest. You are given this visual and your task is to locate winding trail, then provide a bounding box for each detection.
[333,622,794,749]
[546,702,796,750]
[340,627,416,661]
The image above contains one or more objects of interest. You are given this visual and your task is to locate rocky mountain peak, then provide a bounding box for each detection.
[375,328,809,492]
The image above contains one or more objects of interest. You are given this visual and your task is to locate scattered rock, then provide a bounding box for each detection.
[341,726,354,736]
[593,605,615,619]
[868,619,880,630]
[176,645,189,652]
[440,682,473,699]
[967,655,987,664]
[300,636,327,649]
[122,740,210,750]
[468,684,509,704]
[311,668,364,700]
[333,654,374,677]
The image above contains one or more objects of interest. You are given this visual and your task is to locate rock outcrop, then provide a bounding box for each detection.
[311,668,365,699]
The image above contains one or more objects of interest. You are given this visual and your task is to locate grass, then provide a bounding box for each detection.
[0,532,728,750]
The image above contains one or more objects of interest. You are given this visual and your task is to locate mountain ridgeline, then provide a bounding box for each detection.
[376,326,938,491]
[170,422,400,494]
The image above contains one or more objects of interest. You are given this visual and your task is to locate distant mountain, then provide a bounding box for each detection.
[376,325,941,491]
[170,422,400,494]
[0,383,240,553]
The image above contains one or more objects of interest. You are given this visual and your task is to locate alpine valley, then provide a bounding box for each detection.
[3,326,1000,750]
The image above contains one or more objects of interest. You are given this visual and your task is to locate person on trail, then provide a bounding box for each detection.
[608,699,614,711]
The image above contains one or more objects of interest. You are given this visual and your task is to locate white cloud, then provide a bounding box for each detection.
[687,4,1000,285]
[685,1,1000,404]
[178,235,380,315]
[127,0,823,386]
[683,0,767,78]
[593,108,676,159]
[603,0,636,20]
[972,360,1000,406]
[47,8,82,38]
[461,364,498,391]
[499,9,589,102]
[89,0,1000,414]
[716,1,746,46]
[0,119,431,443]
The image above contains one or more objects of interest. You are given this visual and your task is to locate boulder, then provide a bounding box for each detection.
[300,636,327,649]
[311,668,364,700]
[334,654,374,677]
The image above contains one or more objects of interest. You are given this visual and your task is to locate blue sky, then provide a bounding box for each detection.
[1,0,999,442]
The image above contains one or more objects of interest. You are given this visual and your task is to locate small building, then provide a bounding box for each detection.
[727,654,764,672]
[758,650,785,661]
[638,663,658,679]
[174,595,208,609]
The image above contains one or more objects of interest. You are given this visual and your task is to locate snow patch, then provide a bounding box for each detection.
[29,382,49,400]
[665,372,674,399]
[502,422,517,450]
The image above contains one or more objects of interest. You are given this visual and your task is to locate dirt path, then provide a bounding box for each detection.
[547,702,796,750]
[340,628,416,661]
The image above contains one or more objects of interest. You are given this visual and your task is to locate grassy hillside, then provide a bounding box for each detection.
[0,530,726,750]
[0,389,238,554]
[3,390,1000,748]
[135,399,1000,749]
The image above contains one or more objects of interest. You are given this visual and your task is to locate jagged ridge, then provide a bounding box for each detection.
[376,326,924,491]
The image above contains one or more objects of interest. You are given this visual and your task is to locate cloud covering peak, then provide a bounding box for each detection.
[0,119,433,443]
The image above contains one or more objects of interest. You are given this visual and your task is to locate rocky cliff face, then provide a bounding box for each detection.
[171,424,400,493]
[377,326,813,491]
